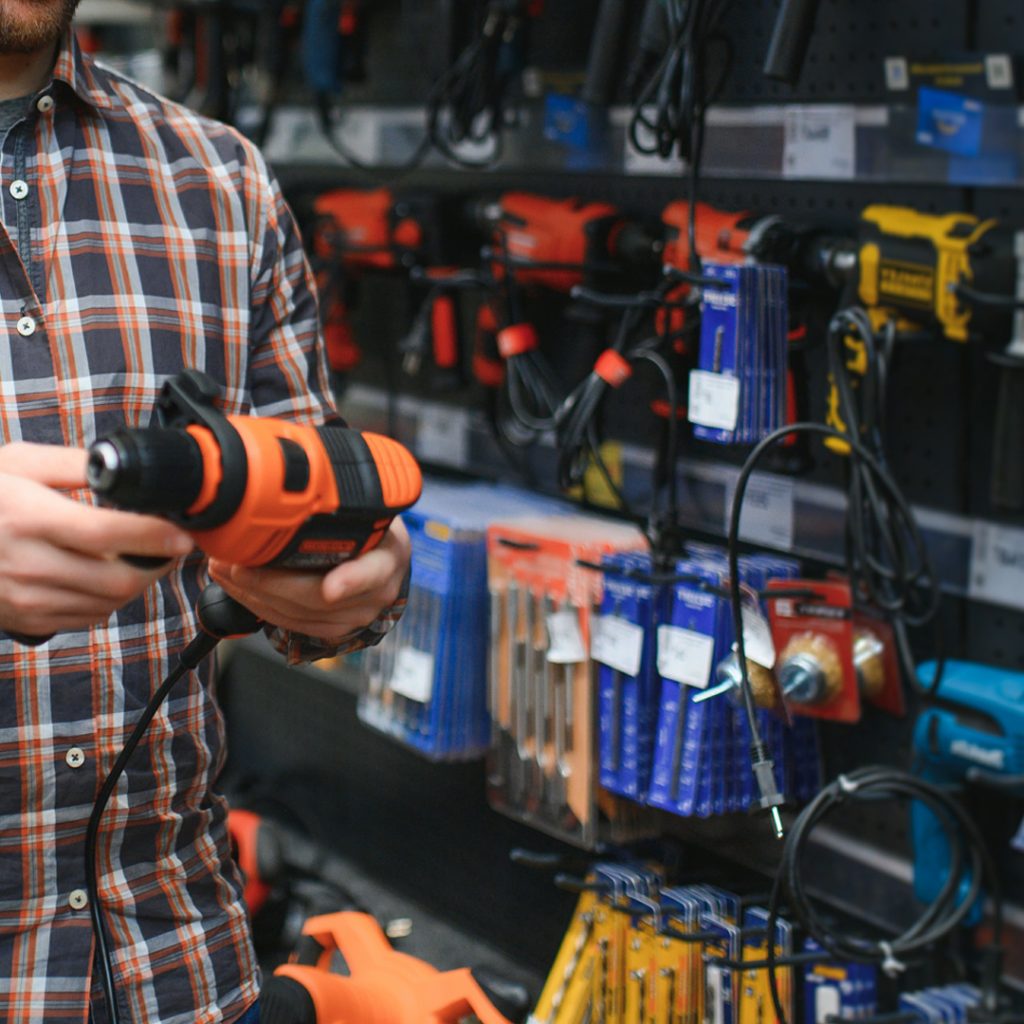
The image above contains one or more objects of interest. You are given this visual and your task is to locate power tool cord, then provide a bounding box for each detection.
[424,1,522,170]
[627,0,735,271]
[827,307,946,694]
[763,766,1004,1024]
[85,628,222,1024]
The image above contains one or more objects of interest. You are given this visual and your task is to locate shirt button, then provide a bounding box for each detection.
[36,95,54,113]
[9,180,27,200]
[16,315,35,337]
[65,747,85,769]
[68,889,88,911]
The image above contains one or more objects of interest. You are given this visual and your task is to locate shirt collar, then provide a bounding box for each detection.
[50,30,117,110]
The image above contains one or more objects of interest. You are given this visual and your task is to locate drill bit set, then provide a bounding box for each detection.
[486,514,649,848]
[592,546,822,817]
[358,479,567,760]
[528,866,799,1024]
[689,261,789,446]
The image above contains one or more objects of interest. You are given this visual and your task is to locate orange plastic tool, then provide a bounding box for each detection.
[273,912,516,1024]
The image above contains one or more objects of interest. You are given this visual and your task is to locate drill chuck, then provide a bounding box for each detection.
[87,429,206,515]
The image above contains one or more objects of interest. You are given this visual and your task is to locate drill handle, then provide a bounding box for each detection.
[989,351,1024,511]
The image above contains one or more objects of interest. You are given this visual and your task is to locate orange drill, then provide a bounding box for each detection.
[86,370,421,568]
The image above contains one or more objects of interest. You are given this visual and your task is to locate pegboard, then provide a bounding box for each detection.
[709,0,970,104]
[233,0,1024,969]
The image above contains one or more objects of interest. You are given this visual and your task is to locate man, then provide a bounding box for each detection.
[0,2,411,1022]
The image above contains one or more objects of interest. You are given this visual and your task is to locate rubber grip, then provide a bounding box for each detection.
[581,0,628,105]
[430,294,460,369]
[763,0,819,84]
[990,355,1024,511]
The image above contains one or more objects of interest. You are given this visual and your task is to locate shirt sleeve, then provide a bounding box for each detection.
[244,147,408,664]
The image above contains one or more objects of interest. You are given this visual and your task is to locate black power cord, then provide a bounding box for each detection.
[86,588,260,1024]
[826,307,946,694]
[424,0,529,170]
[627,0,735,272]
[763,766,1003,1024]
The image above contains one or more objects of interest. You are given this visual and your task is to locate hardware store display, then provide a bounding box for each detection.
[62,2,1024,1023]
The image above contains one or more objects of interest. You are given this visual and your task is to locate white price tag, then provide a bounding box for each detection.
[657,625,715,689]
[969,521,1024,611]
[417,405,469,469]
[688,370,740,431]
[387,647,435,703]
[783,105,855,180]
[590,615,644,677]
[724,473,795,550]
[740,605,776,669]
[546,609,586,664]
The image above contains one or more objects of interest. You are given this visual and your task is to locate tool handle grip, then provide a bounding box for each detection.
[990,355,1024,511]
[763,0,819,84]
[581,0,628,106]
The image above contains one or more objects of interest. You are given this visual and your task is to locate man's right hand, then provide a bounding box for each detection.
[0,442,195,640]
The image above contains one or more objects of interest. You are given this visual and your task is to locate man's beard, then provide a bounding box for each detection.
[0,0,80,54]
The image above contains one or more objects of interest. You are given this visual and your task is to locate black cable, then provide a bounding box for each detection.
[423,1,525,170]
[827,307,945,692]
[86,630,220,1024]
[627,0,734,272]
[763,766,1004,1024]
[954,281,1024,311]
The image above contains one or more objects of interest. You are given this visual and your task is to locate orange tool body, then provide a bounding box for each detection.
[312,188,448,375]
[87,370,422,569]
[484,192,625,293]
[266,912,515,1024]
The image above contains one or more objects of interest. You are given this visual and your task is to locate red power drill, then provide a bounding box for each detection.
[312,188,463,385]
[86,369,422,568]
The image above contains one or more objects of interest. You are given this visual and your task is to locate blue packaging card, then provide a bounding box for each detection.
[695,263,742,444]
[916,86,983,155]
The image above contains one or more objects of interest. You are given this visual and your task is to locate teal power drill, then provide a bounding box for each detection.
[912,660,1024,923]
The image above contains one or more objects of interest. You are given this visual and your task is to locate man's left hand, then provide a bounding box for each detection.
[208,517,411,641]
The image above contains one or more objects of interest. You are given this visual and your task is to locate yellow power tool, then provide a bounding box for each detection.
[820,205,1023,508]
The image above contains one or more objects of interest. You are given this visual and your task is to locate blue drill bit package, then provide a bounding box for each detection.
[358,478,569,761]
[803,940,878,1022]
[646,544,821,817]
[689,261,789,446]
[595,552,670,802]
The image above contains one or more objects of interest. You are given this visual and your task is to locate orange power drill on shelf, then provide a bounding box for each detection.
[86,369,422,568]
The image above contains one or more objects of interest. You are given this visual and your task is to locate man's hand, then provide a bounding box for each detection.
[208,517,411,641]
[0,443,195,638]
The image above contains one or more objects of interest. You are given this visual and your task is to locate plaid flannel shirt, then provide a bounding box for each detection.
[0,32,405,1024]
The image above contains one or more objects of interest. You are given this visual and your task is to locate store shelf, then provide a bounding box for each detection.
[334,384,1024,613]
[254,101,1023,187]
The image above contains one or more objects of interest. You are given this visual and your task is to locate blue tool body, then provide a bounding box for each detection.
[912,659,1024,922]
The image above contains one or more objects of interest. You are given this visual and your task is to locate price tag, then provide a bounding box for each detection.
[417,405,469,469]
[590,615,644,677]
[688,370,740,431]
[783,105,855,179]
[546,609,586,664]
[740,605,776,669]
[657,625,715,689]
[387,647,435,703]
[724,473,795,550]
[969,521,1024,611]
